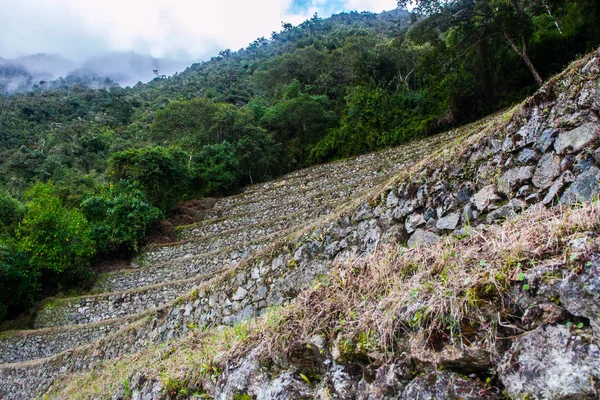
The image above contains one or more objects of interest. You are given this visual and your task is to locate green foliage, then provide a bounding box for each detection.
[260,91,337,169]
[0,183,96,323]
[235,130,280,184]
[192,142,240,195]
[311,86,440,161]
[151,98,219,145]
[109,146,192,212]
[0,240,35,322]
[0,193,26,236]
[81,182,162,254]
[17,182,95,279]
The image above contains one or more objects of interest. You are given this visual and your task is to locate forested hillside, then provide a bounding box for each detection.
[0,2,598,324]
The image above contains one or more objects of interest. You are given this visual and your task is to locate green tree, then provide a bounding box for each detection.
[81,182,161,254]
[17,182,95,283]
[109,146,192,212]
[235,131,280,184]
[192,142,240,195]
[0,193,26,237]
[260,90,338,169]
[398,0,545,86]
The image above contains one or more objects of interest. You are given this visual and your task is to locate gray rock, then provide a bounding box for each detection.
[216,348,266,399]
[402,371,497,400]
[485,199,525,223]
[471,185,500,212]
[357,359,414,399]
[532,152,561,189]
[515,185,531,198]
[498,167,533,196]
[327,362,356,399]
[593,147,600,164]
[461,204,478,225]
[436,212,460,231]
[560,167,600,204]
[543,171,575,205]
[387,191,399,207]
[423,207,436,221]
[560,255,600,335]
[574,155,595,174]
[380,225,408,245]
[535,128,558,153]
[513,107,544,149]
[405,213,425,234]
[456,188,471,204]
[393,199,415,220]
[407,229,439,247]
[554,123,599,154]
[516,148,540,165]
[232,287,248,301]
[257,371,312,400]
[499,325,600,400]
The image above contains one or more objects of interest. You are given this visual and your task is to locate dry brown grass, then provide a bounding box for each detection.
[249,202,599,363]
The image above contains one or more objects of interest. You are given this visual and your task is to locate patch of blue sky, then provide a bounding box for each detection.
[287,0,349,18]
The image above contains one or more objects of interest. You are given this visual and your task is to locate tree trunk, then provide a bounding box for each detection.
[501,31,544,87]
[520,49,544,87]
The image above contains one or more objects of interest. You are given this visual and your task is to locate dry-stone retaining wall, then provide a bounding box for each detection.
[1,50,599,399]
[0,318,132,364]
[92,239,268,293]
[34,277,202,329]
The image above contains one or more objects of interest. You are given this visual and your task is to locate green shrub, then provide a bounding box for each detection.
[17,182,95,283]
[0,192,26,236]
[192,142,241,195]
[109,146,192,212]
[81,182,162,254]
[0,240,36,322]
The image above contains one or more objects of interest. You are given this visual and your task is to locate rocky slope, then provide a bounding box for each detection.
[1,48,600,399]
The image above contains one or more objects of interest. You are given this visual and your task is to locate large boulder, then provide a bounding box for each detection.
[498,325,600,400]
[554,123,599,154]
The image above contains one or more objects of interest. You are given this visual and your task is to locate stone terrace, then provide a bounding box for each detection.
[0,127,460,370]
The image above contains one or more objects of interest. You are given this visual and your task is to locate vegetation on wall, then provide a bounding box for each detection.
[0,1,598,323]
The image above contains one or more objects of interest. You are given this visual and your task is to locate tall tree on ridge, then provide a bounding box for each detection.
[398,0,546,86]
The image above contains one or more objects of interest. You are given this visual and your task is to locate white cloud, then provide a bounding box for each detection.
[0,0,399,61]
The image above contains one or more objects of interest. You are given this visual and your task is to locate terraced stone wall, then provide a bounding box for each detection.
[0,319,128,364]
[34,278,201,328]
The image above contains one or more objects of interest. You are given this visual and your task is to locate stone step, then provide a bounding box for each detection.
[177,175,375,240]
[33,275,210,329]
[201,136,450,219]
[151,204,339,265]
[93,235,274,293]
[204,159,385,214]
[0,315,140,364]
[195,159,406,224]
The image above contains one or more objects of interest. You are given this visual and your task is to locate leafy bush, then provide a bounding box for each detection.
[109,146,192,212]
[81,182,162,254]
[16,183,95,282]
[0,192,26,236]
[0,240,35,322]
[193,142,240,195]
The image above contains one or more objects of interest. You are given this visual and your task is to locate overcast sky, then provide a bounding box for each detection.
[0,0,399,62]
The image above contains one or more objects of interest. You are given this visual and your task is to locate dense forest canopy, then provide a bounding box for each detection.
[0,2,598,323]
